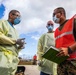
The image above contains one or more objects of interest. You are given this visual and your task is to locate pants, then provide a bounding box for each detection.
[0,52,19,75]
[40,71,51,75]
[33,59,37,65]
[57,60,76,75]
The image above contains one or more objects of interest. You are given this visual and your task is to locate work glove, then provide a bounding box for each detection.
[16,38,26,49]
[37,60,43,66]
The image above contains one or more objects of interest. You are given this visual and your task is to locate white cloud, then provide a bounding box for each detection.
[0,0,3,5]
[22,18,44,33]
[31,35,40,40]
[2,0,76,34]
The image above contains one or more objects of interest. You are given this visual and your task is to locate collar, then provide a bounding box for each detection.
[7,20,14,28]
[59,20,68,30]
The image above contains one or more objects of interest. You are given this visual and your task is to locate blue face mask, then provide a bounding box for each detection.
[47,25,53,31]
[53,15,60,23]
[14,17,21,25]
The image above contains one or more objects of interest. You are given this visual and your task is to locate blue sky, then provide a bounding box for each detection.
[0,4,5,18]
[0,0,76,59]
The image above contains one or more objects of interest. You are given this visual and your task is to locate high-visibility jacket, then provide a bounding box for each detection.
[55,15,76,60]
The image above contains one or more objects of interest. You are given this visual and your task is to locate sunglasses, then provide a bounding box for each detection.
[47,24,53,26]
[12,13,21,17]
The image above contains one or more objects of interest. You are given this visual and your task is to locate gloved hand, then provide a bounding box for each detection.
[18,44,25,49]
[16,38,26,49]
[37,60,43,66]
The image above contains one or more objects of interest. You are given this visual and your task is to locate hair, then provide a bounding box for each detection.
[8,10,20,18]
[55,7,66,17]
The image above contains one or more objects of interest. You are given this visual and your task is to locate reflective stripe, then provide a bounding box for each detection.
[55,31,73,40]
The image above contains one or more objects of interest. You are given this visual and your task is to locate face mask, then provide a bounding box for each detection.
[53,15,60,23]
[47,25,53,31]
[14,17,21,25]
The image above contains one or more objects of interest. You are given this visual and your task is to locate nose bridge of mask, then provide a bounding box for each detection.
[50,25,53,29]
[47,25,53,30]
[16,17,20,20]
[53,15,59,23]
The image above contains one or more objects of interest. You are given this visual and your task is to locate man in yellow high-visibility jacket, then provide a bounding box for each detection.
[0,10,25,75]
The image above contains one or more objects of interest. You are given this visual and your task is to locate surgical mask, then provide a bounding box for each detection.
[47,25,53,31]
[53,15,60,23]
[14,17,21,25]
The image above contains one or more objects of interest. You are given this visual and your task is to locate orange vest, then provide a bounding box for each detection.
[55,15,76,60]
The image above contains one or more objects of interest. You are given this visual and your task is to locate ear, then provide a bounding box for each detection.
[9,13,13,18]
